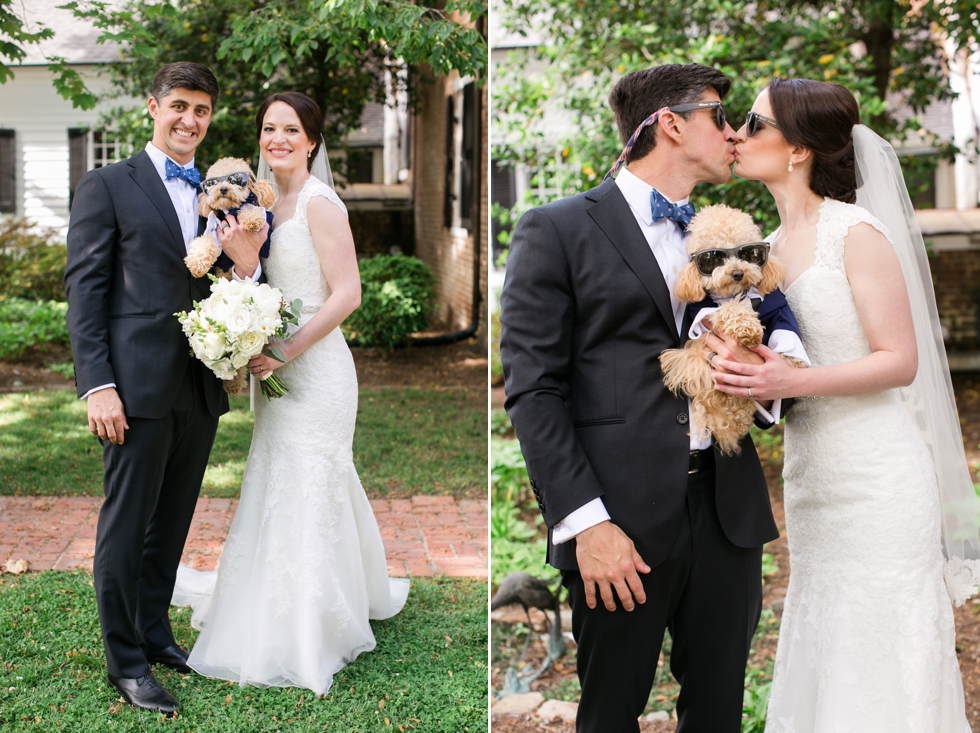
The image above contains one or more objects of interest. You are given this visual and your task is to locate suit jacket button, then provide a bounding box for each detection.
[677,413,689,425]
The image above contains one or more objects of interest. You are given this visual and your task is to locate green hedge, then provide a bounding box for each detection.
[0,298,70,361]
[342,254,436,350]
[0,219,66,302]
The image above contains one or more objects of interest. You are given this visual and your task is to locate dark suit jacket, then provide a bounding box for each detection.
[65,150,229,420]
[499,177,779,571]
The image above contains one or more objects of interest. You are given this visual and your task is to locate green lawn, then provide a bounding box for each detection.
[0,388,485,499]
[0,571,488,732]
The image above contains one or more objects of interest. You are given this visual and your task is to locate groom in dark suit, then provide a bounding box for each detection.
[500,64,782,732]
[65,62,267,714]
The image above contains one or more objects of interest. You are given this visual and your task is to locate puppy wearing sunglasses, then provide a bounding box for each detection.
[659,204,808,454]
[184,157,276,278]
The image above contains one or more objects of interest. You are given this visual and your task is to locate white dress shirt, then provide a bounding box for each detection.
[81,143,261,400]
[551,166,779,545]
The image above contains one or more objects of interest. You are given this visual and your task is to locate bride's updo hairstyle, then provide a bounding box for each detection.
[255,91,325,172]
[767,78,860,204]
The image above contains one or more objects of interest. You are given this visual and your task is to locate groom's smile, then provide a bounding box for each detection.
[147,87,213,165]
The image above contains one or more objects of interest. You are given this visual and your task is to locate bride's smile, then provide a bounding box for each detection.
[259,101,316,176]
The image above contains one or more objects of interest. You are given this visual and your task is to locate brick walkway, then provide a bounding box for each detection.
[0,495,487,579]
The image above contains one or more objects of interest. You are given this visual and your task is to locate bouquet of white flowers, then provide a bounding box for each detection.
[175,276,301,399]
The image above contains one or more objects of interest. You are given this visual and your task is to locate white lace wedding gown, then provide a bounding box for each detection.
[172,176,410,695]
[765,199,972,732]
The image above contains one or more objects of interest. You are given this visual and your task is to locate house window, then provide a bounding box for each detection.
[68,129,123,209]
[446,78,478,234]
[443,95,455,228]
[0,130,14,214]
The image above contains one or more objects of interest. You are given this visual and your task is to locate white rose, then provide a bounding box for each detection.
[211,358,236,380]
[225,309,253,335]
[231,350,250,369]
[237,330,265,358]
[202,332,227,362]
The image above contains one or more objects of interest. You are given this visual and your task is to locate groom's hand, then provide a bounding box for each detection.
[87,388,129,445]
[575,521,650,612]
[217,214,267,279]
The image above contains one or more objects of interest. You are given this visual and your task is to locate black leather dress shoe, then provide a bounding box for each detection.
[147,644,192,673]
[107,672,180,715]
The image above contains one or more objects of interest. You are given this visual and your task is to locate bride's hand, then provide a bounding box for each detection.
[248,350,287,380]
[711,344,801,401]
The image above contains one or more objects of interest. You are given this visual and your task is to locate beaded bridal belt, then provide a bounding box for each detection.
[300,304,322,315]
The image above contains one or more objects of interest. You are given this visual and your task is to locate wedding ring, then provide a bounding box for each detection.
[220,222,229,231]
[707,351,717,366]
[748,388,753,399]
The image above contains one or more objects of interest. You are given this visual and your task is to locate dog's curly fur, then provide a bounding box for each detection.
[659,204,805,455]
[184,157,276,277]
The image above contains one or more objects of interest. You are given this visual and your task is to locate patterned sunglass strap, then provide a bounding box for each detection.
[606,106,670,180]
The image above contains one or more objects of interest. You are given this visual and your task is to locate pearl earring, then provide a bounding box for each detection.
[308,149,313,158]
[788,160,794,172]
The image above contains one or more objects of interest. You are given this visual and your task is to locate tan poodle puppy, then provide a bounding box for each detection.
[659,204,807,454]
[184,157,276,278]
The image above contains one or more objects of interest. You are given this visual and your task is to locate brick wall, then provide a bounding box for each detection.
[412,22,487,348]
[348,210,415,259]
[933,250,980,349]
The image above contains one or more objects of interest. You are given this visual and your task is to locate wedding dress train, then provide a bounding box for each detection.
[172,176,410,695]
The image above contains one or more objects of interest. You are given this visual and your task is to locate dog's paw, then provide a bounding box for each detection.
[223,366,249,396]
[713,301,764,348]
[237,205,266,233]
[782,355,808,369]
[184,234,220,278]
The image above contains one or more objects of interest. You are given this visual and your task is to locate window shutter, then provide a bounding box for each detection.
[68,129,88,211]
[459,82,476,231]
[443,95,455,228]
[0,130,14,214]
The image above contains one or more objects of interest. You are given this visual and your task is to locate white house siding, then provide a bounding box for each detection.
[0,65,122,236]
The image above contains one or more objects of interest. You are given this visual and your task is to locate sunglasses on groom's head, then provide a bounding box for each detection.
[607,102,729,178]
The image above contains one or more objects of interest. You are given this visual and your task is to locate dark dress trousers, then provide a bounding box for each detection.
[65,150,229,678]
[499,177,780,732]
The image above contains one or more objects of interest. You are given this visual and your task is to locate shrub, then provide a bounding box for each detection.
[342,254,436,350]
[490,438,558,588]
[0,298,70,360]
[0,219,67,302]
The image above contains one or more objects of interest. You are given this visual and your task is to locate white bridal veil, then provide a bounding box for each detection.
[852,124,980,605]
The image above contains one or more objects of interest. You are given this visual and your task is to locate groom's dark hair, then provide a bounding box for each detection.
[152,62,220,110]
[609,64,730,164]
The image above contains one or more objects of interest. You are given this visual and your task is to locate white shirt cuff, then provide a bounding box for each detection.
[754,398,782,424]
[232,261,262,282]
[552,498,611,545]
[81,383,116,400]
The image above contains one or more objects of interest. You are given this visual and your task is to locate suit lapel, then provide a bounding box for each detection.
[128,151,185,257]
[587,178,680,345]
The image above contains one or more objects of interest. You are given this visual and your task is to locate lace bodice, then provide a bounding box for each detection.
[765,199,971,732]
[264,177,348,313]
[778,199,891,370]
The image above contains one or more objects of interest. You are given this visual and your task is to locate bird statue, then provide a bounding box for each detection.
[490,572,560,630]
[492,572,567,698]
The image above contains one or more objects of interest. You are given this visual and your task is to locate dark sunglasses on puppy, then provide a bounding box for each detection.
[201,172,254,193]
[745,110,779,137]
[670,101,727,131]
[691,242,770,276]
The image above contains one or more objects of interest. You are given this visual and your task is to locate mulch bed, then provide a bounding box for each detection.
[0,340,488,393]
[492,372,980,731]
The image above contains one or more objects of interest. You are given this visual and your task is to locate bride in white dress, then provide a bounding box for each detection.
[172,91,409,695]
[709,78,980,731]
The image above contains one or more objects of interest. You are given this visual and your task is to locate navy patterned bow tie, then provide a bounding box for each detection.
[165,158,201,187]
[650,188,694,234]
